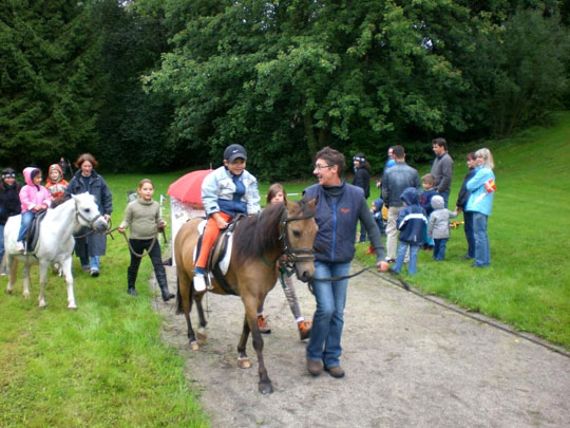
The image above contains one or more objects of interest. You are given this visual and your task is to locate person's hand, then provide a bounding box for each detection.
[118,226,125,234]
[158,220,166,231]
[103,214,111,222]
[377,261,390,272]
[456,206,462,214]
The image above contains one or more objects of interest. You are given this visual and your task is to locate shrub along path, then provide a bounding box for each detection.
[155,265,569,427]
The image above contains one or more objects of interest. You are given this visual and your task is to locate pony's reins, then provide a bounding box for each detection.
[304,264,409,295]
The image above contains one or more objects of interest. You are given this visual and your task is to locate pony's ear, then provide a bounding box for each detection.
[305,198,317,210]
[71,194,78,201]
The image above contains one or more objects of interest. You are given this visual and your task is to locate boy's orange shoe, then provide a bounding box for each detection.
[257,314,271,334]
[298,320,312,340]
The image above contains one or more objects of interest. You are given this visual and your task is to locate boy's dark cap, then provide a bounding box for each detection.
[224,144,247,162]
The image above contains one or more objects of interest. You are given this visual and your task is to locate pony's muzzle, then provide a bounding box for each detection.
[93,217,109,232]
[296,265,314,283]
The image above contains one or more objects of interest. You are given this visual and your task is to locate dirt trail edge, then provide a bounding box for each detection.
[154,265,570,428]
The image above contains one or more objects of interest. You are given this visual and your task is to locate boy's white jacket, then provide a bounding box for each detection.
[201,166,261,216]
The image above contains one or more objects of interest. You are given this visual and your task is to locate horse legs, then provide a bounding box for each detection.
[178,273,199,351]
[237,316,251,369]
[240,297,273,394]
[61,257,76,309]
[194,292,208,339]
[5,255,17,294]
[38,259,50,308]
[22,258,31,299]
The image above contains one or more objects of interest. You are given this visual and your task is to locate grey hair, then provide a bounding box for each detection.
[475,148,494,170]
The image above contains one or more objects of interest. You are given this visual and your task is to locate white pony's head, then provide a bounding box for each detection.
[72,193,108,232]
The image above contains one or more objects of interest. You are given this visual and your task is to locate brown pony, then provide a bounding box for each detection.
[175,199,317,394]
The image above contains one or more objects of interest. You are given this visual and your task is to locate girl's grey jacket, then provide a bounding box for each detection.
[428,195,457,239]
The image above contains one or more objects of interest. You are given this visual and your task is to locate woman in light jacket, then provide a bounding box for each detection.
[465,148,496,268]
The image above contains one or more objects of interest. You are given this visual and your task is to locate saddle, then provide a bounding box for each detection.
[194,215,245,295]
[26,209,48,253]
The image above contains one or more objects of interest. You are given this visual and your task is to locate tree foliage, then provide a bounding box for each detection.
[1,0,569,177]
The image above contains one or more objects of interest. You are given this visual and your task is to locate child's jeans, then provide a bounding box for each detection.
[393,243,420,275]
[17,211,35,242]
[433,238,448,260]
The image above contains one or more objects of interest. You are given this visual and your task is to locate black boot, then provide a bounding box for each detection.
[127,287,138,296]
[156,270,174,301]
[160,286,174,302]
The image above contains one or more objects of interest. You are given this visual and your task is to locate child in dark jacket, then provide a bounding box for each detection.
[392,187,427,275]
[371,197,385,235]
[0,168,22,271]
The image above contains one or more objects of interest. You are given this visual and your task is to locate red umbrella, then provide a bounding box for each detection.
[167,169,212,208]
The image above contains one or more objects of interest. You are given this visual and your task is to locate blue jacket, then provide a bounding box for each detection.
[304,182,364,263]
[397,187,427,245]
[419,188,438,217]
[465,167,495,216]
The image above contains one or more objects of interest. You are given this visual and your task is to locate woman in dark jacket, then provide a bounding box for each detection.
[455,152,477,260]
[0,168,21,273]
[351,153,371,242]
[66,153,112,277]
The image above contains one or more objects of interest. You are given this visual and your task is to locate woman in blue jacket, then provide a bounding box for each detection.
[465,148,496,268]
[304,147,389,379]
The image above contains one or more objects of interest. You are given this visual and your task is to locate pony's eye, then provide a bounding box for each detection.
[293,230,301,238]
[84,208,91,213]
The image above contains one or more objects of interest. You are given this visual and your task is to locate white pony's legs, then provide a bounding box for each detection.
[62,258,76,309]
[5,255,17,294]
[22,258,31,299]
[38,259,49,308]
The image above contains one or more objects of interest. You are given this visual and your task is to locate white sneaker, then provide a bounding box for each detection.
[193,273,207,292]
[15,242,25,253]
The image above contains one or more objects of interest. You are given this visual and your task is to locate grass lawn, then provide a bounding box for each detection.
[1,112,569,426]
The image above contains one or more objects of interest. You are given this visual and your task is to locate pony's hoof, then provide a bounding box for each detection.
[68,303,77,310]
[23,292,30,299]
[190,341,199,351]
[197,328,207,341]
[38,301,47,309]
[258,381,273,394]
[238,357,251,369]
[6,288,13,294]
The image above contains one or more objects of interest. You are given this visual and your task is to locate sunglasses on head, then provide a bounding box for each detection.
[2,173,16,179]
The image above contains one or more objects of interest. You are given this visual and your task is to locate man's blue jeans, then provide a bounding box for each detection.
[307,261,350,368]
[473,212,490,266]
[393,243,420,275]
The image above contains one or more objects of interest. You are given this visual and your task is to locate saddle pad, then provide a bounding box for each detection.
[192,220,233,276]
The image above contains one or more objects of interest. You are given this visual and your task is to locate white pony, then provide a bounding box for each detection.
[3,193,108,309]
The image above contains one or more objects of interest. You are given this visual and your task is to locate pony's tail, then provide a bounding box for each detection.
[175,276,183,315]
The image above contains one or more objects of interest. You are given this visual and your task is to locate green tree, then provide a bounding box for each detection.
[0,0,102,168]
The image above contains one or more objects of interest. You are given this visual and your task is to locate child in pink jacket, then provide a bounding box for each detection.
[16,167,51,252]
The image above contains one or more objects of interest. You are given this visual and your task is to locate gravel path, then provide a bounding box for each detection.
[154,265,570,428]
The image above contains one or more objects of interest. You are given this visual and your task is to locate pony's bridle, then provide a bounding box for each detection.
[278,206,316,275]
[74,199,105,230]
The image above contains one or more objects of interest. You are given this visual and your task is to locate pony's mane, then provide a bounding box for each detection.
[50,194,72,209]
[232,199,315,265]
[233,203,285,264]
